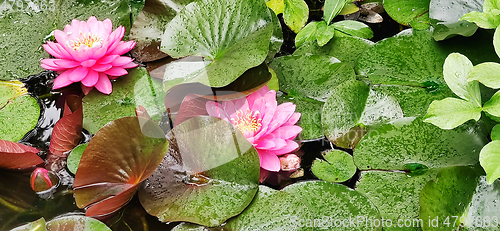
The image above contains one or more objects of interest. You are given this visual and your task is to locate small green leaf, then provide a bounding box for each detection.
[494,25,500,58]
[46,215,111,230]
[483,90,500,117]
[294,21,319,47]
[423,97,482,129]
[339,3,359,15]
[484,0,500,12]
[266,0,284,15]
[491,124,500,141]
[315,21,335,46]
[283,0,309,33]
[384,0,430,29]
[311,149,356,182]
[461,11,500,29]
[332,20,374,39]
[323,0,348,24]
[468,62,500,89]
[67,143,88,175]
[443,53,481,105]
[479,140,500,184]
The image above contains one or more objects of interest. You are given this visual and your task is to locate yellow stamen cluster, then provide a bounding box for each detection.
[71,32,101,50]
[231,109,262,133]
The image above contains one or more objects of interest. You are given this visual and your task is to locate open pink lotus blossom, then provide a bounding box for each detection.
[206,86,302,172]
[41,16,138,95]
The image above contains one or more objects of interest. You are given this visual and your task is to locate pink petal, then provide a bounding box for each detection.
[104,67,128,76]
[206,101,221,117]
[223,101,237,120]
[273,140,299,155]
[284,112,301,126]
[247,86,269,108]
[121,62,139,69]
[68,66,89,82]
[267,103,296,133]
[54,30,68,45]
[54,59,80,68]
[53,70,74,89]
[103,19,112,35]
[259,168,269,183]
[233,97,249,113]
[81,69,99,87]
[92,64,112,72]
[110,56,133,66]
[97,55,119,64]
[81,59,96,67]
[107,27,125,52]
[258,150,280,172]
[255,139,275,149]
[91,45,108,60]
[110,41,136,55]
[94,73,112,94]
[41,59,66,71]
[269,126,302,140]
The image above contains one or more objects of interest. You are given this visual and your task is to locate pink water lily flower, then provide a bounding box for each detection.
[206,86,302,172]
[41,16,138,95]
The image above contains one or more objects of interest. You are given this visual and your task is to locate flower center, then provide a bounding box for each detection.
[231,109,262,133]
[71,32,101,50]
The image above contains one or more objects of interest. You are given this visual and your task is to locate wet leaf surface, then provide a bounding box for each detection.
[74,117,168,217]
[66,143,87,175]
[311,149,356,183]
[48,95,82,156]
[383,0,431,29]
[0,140,42,170]
[139,116,260,227]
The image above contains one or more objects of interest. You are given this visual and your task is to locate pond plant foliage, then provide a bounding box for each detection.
[1,0,500,230]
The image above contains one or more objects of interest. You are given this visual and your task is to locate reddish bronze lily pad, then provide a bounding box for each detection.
[0,140,42,169]
[49,95,83,156]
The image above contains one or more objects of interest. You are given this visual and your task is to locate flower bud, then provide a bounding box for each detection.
[30,168,59,194]
[279,154,301,171]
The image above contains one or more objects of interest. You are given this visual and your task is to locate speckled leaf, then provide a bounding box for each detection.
[294,21,320,47]
[479,140,500,184]
[429,0,481,41]
[46,215,111,230]
[225,185,312,231]
[160,0,273,91]
[322,80,403,149]
[83,67,164,134]
[324,0,348,24]
[423,97,481,129]
[354,118,487,171]
[294,36,374,68]
[74,117,168,217]
[356,169,440,231]
[356,29,499,86]
[311,150,356,183]
[282,181,382,231]
[277,94,324,141]
[0,0,143,80]
[67,143,88,175]
[283,0,309,33]
[129,0,194,62]
[266,10,284,63]
[419,166,500,231]
[0,81,40,142]
[315,21,336,46]
[270,54,356,102]
[384,0,430,29]
[139,116,260,227]
[331,20,373,39]
[9,218,45,231]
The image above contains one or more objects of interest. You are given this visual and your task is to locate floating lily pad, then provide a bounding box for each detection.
[82,67,164,134]
[0,140,42,170]
[429,0,481,41]
[354,118,487,171]
[74,117,168,217]
[225,185,313,231]
[282,181,382,231]
[293,36,374,68]
[10,218,45,231]
[45,215,111,230]
[67,143,88,175]
[0,81,40,142]
[384,0,430,29]
[49,95,82,156]
[322,80,403,149]
[277,94,324,141]
[0,0,143,80]
[356,169,440,231]
[160,0,274,92]
[139,116,260,227]
[419,166,500,230]
[311,149,357,183]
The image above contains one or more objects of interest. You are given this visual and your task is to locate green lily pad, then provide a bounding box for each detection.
[479,140,500,184]
[419,166,500,230]
[311,149,357,183]
[384,0,431,29]
[322,80,403,149]
[429,0,481,41]
[10,218,45,231]
[82,67,164,134]
[139,116,260,227]
[0,0,143,80]
[356,169,440,231]
[0,81,40,142]
[277,94,324,141]
[46,215,111,230]
[67,143,88,175]
[293,36,374,68]
[225,185,312,231]
[282,181,382,231]
[160,0,274,92]
[283,0,309,33]
[74,117,169,217]
[354,117,487,171]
